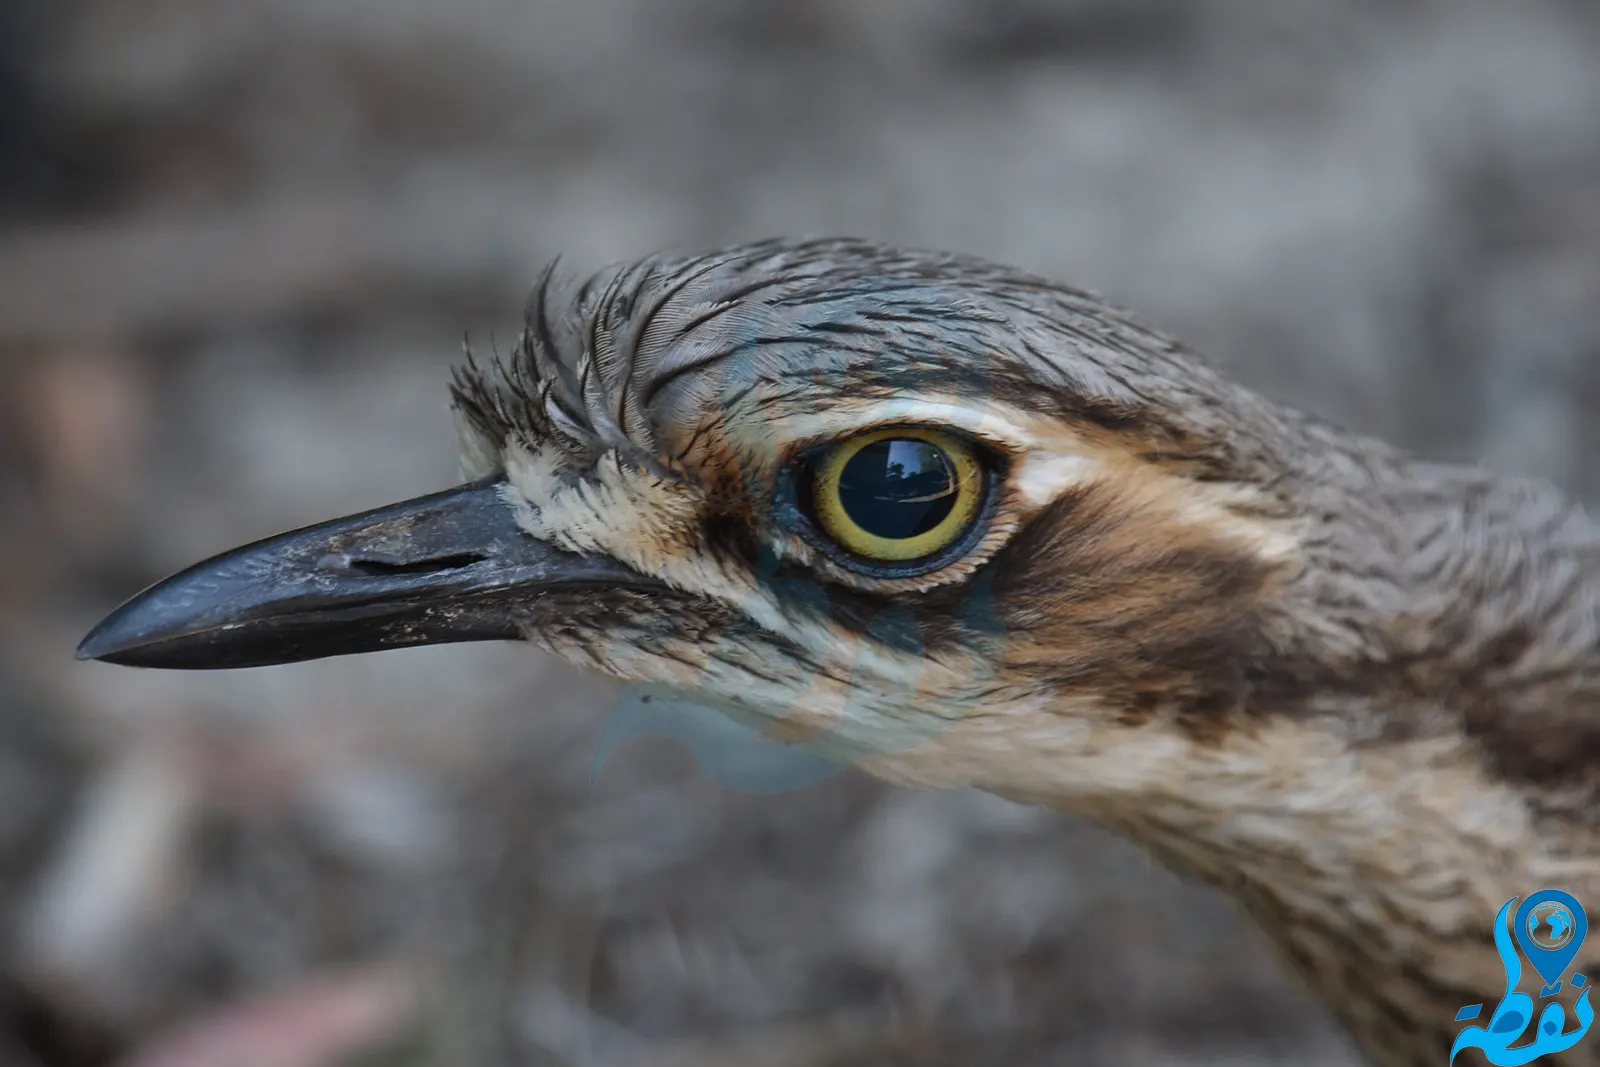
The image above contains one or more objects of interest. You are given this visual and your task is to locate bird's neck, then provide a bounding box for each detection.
[1260,446,1600,825]
[1219,453,1600,1065]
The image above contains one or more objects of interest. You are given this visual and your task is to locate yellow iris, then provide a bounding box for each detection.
[811,428,984,563]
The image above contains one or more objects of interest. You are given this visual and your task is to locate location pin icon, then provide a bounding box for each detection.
[1514,889,1588,989]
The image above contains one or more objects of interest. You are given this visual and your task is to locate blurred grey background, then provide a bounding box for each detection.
[1,2,1597,1065]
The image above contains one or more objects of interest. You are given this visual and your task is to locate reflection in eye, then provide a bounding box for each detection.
[806,428,987,567]
[836,438,958,540]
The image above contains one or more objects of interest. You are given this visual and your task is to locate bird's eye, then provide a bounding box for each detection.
[803,428,988,568]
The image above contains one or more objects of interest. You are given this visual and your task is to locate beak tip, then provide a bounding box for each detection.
[75,616,143,665]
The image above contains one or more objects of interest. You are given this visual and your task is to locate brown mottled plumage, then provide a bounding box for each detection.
[83,239,1600,1066]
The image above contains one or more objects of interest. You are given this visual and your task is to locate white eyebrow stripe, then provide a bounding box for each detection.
[1012,452,1102,508]
[729,397,1040,452]
[722,394,1106,510]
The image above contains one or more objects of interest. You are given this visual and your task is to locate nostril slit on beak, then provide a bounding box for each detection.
[346,553,488,577]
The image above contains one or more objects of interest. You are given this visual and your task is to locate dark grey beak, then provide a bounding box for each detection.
[77,478,653,669]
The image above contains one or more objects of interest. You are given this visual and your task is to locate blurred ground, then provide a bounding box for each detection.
[1,1,1597,1065]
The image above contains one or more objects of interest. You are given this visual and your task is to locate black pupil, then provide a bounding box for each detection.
[836,438,958,540]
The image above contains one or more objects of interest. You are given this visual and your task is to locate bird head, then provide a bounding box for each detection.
[76,238,1600,1067]
[78,239,1361,801]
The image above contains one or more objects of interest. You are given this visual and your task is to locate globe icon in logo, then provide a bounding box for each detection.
[1527,901,1576,951]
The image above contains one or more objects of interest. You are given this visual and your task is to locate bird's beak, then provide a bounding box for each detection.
[76,478,654,669]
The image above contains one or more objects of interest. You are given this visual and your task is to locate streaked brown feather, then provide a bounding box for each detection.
[451,238,1600,1067]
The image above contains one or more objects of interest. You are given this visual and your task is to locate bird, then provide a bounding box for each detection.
[77,237,1600,1067]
